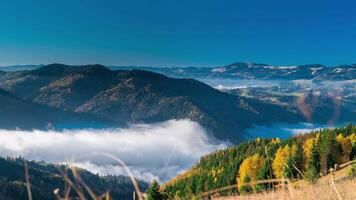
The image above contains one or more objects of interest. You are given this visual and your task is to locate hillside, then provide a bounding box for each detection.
[162,124,356,199]
[0,157,148,200]
[0,64,304,141]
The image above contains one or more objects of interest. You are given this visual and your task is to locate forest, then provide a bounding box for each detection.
[0,157,148,200]
[161,124,356,199]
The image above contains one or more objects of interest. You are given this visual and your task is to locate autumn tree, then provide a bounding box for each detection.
[272,145,290,178]
[347,133,356,159]
[237,154,265,193]
[336,134,352,163]
[272,144,301,179]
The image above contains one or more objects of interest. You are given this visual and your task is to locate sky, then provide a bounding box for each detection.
[0,0,355,67]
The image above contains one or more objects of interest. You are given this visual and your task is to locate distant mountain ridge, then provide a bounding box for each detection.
[2,62,354,81]
[0,64,305,142]
[110,62,356,81]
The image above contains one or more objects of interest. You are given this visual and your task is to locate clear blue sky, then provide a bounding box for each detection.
[0,0,355,67]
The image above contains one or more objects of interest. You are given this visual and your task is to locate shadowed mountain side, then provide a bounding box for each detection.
[0,88,111,130]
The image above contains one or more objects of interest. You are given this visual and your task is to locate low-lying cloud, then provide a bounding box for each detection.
[0,119,227,182]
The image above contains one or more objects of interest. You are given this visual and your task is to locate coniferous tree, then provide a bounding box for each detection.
[315,131,336,174]
[255,160,273,191]
[284,144,302,179]
[304,138,320,183]
[147,180,164,200]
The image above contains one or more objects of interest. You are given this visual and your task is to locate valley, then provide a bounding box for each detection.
[0,63,355,199]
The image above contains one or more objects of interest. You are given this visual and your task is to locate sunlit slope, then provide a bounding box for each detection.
[162,125,356,199]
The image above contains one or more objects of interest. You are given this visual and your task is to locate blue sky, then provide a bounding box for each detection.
[0,0,355,67]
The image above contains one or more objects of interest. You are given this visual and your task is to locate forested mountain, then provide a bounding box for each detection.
[162,124,356,199]
[0,157,148,200]
[0,64,304,142]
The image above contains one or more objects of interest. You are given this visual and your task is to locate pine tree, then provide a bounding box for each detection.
[255,160,273,191]
[304,138,320,183]
[284,144,302,179]
[315,131,336,174]
[147,180,164,200]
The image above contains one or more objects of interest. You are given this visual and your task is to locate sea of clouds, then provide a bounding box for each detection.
[0,118,336,183]
[0,119,227,182]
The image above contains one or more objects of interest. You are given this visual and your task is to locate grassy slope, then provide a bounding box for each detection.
[216,164,356,200]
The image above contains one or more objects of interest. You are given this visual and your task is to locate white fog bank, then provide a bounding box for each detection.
[0,119,227,182]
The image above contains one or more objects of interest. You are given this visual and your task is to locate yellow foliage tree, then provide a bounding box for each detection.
[348,133,356,146]
[273,145,290,178]
[272,144,299,178]
[271,138,281,144]
[336,134,352,163]
[304,138,316,159]
[237,154,265,191]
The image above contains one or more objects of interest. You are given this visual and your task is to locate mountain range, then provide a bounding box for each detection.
[0,64,307,142]
[110,62,356,81]
[2,62,356,81]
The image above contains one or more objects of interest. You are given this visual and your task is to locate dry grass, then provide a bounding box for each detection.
[213,178,356,200]
[212,165,356,200]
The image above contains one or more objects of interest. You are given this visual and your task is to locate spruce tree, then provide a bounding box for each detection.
[305,141,320,182]
[256,160,273,191]
[147,180,164,200]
